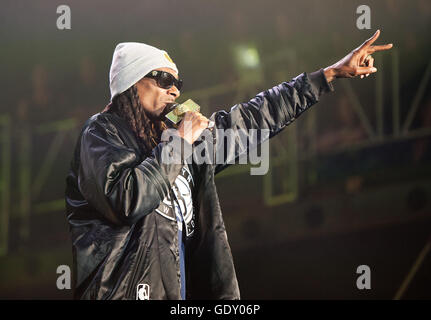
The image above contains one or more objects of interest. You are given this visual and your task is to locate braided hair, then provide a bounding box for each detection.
[103,85,168,155]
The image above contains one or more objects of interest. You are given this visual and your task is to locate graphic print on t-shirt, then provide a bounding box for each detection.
[155,165,195,237]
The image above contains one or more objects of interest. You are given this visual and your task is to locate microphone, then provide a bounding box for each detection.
[164,99,214,130]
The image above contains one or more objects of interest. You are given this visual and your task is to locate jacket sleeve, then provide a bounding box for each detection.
[77,117,191,226]
[210,69,334,174]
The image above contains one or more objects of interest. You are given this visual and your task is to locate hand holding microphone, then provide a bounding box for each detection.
[165,99,215,145]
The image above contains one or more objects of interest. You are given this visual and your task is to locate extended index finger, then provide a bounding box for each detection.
[360,29,381,49]
[369,43,394,53]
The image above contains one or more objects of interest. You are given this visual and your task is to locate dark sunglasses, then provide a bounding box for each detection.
[144,70,183,91]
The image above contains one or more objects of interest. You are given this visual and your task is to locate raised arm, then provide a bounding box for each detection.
[210,69,333,174]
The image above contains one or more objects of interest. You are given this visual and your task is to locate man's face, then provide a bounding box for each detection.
[135,67,181,120]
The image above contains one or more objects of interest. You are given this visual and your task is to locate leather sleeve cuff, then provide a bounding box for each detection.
[308,68,335,95]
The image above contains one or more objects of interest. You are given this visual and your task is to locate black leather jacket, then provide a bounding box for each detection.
[65,69,333,299]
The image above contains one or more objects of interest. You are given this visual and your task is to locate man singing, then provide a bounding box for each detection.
[65,30,392,299]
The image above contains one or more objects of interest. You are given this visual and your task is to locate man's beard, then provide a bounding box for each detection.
[145,103,178,131]
[145,110,164,122]
[141,108,171,146]
[145,103,175,121]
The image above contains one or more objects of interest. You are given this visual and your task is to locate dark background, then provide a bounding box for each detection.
[0,0,430,299]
